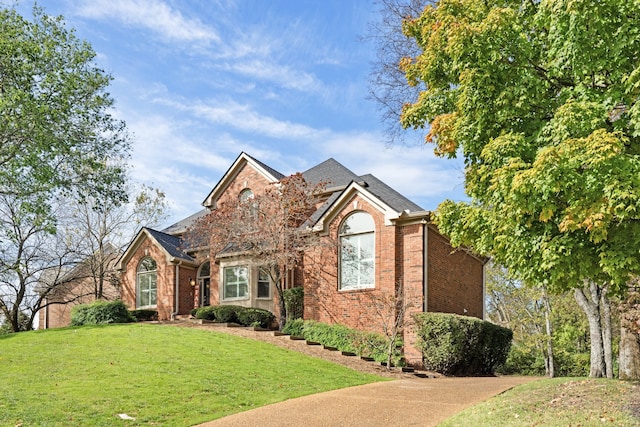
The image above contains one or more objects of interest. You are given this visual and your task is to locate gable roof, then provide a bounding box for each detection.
[357,173,423,213]
[302,158,363,189]
[116,227,196,271]
[162,208,209,236]
[202,152,284,208]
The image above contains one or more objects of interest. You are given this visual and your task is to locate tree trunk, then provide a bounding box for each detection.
[542,288,555,378]
[619,291,640,380]
[600,288,613,378]
[574,284,607,378]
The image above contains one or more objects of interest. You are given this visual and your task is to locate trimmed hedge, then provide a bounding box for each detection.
[192,305,275,328]
[236,308,275,328]
[281,319,402,364]
[129,309,158,322]
[413,312,512,376]
[71,300,135,326]
[195,306,217,321]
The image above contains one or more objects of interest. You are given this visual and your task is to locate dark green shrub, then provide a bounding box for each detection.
[283,287,304,320]
[71,300,135,326]
[236,308,275,328]
[282,318,305,336]
[189,308,198,317]
[129,309,158,322]
[280,319,403,364]
[303,320,359,353]
[212,305,244,323]
[194,306,217,321]
[413,312,512,376]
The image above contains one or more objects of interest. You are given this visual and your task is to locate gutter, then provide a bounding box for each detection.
[422,220,428,313]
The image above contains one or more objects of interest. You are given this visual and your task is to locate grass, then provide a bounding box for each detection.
[440,377,640,426]
[0,324,384,426]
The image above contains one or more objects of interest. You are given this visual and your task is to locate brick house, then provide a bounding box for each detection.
[38,243,121,329]
[117,152,486,365]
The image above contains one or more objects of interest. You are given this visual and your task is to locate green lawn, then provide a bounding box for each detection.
[0,324,384,426]
[440,377,639,426]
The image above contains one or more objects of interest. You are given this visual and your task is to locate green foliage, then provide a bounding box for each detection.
[283,286,304,321]
[402,0,640,295]
[129,309,158,322]
[236,308,275,329]
[0,5,129,203]
[282,318,305,336]
[211,305,243,323]
[194,305,275,328]
[281,319,403,364]
[70,300,135,326]
[195,306,217,321]
[413,312,512,375]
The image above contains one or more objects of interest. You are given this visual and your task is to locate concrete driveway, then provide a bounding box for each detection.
[194,376,538,427]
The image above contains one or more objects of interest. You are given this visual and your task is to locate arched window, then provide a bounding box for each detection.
[136,257,157,308]
[198,261,211,306]
[239,188,254,203]
[339,211,375,290]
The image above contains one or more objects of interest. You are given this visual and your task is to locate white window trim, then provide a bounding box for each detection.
[339,212,375,291]
[256,267,272,300]
[136,258,158,309]
[221,264,250,301]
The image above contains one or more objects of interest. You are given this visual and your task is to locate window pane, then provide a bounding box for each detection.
[340,231,374,290]
[340,211,375,234]
[223,266,248,299]
[258,269,270,298]
[198,261,210,278]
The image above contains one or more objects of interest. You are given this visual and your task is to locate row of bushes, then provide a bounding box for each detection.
[192,305,275,329]
[70,301,159,326]
[282,319,403,365]
[413,312,512,376]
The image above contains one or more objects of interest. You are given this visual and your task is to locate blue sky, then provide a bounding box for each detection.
[12,0,466,226]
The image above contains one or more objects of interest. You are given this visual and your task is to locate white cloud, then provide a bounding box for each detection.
[74,0,219,43]
[155,97,324,140]
[224,60,321,92]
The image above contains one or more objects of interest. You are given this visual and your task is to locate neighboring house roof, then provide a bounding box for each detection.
[162,208,209,236]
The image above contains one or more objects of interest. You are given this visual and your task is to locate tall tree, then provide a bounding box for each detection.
[0,5,130,331]
[366,0,432,146]
[0,194,75,332]
[396,0,640,377]
[0,5,129,203]
[63,184,168,300]
[186,174,326,328]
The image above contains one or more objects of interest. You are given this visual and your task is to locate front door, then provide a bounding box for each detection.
[201,278,210,306]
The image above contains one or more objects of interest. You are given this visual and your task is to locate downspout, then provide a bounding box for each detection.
[422,219,428,313]
[482,262,487,320]
[171,260,182,320]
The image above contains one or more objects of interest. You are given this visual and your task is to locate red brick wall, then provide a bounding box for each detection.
[121,237,176,320]
[215,164,273,207]
[303,195,399,334]
[426,226,484,318]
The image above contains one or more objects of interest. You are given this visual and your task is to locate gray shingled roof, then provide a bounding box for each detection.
[358,173,424,212]
[302,158,362,188]
[145,228,194,262]
[162,208,209,235]
[244,152,285,180]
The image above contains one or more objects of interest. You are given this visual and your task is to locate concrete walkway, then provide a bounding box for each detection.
[195,376,538,427]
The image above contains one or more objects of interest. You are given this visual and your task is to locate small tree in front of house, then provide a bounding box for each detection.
[186,173,326,329]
